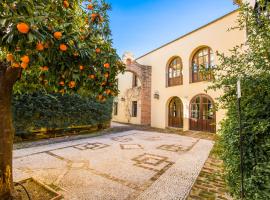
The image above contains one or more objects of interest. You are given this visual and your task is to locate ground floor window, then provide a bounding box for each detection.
[132,101,137,117]
[113,102,118,116]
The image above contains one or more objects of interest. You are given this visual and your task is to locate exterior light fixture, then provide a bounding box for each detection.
[121,97,125,101]
[154,91,160,99]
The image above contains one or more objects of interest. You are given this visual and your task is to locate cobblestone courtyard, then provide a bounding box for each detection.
[13,130,213,200]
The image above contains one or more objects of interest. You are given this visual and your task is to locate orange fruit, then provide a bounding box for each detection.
[12,62,20,68]
[91,13,98,22]
[88,74,95,79]
[21,62,28,69]
[80,35,85,41]
[69,81,76,88]
[54,32,62,40]
[59,81,65,86]
[104,72,109,78]
[36,42,44,51]
[17,23,30,34]
[105,89,111,95]
[87,4,93,10]
[63,1,69,8]
[40,66,49,71]
[21,55,30,64]
[79,65,84,70]
[104,63,110,68]
[95,48,101,53]
[59,44,68,51]
[6,54,14,62]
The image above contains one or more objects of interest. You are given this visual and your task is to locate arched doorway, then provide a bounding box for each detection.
[189,94,216,133]
[168,97,183,128]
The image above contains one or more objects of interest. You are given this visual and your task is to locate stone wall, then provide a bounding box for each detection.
[125,60,152,125]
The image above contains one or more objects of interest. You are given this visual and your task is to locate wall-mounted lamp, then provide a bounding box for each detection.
[154,91,160,99]
[121,97,126,101]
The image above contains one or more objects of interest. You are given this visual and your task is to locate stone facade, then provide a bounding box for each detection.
[124,59,152,125]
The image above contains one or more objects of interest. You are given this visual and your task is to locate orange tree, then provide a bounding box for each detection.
[0,0,124,199]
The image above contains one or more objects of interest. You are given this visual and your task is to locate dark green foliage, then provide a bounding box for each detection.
[210,2,270,199]
[12,92,113,135]
[219,76,270,199]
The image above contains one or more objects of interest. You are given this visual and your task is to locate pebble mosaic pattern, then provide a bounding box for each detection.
[13,130,213,200]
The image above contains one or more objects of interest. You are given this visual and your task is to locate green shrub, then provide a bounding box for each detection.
[210,3,270,199]
[218,76,270,199]
[12,92,113,135]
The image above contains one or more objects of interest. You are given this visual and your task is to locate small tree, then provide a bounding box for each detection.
[0,0,124,199]
[210,1,270,199]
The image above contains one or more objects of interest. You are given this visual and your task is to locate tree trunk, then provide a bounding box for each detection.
[0,62,20,200]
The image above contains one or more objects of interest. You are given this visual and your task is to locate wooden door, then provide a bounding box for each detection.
[168,97,183,128]
[189,95,216,133]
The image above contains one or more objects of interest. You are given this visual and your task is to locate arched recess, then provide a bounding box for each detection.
[189,46,214,83]
[124,59,152,125]
[189,94,216,133]
[166,56,183,87]
[167,96,183,128]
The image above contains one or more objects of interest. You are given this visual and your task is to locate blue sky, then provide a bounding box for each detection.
[107,0,238,58]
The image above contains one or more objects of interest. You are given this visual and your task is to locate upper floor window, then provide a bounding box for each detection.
[191,47,214,83]
[167,57,183,87]
[132,74,138,88]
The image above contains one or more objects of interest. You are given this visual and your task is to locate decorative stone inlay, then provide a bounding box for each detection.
[143,136,161,141]
[111,136,133,143]
[68,160,89,170]
[120,144,143,150]
[157,144,187,152]
[73,142,109,151]
[132,153,174,172]
[157,139,200,153]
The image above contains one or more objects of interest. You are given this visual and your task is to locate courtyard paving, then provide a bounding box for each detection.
[13,130,213,200]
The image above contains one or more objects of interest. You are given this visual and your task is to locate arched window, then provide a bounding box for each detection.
[167,57,183,87]
[191,47,214,83]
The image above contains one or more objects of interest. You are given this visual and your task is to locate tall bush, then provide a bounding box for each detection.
[210,2,270,199]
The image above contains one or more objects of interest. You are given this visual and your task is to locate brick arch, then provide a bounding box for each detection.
[125,60,152,125]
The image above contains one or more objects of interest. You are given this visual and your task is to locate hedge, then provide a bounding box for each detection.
[12,92,113,137]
